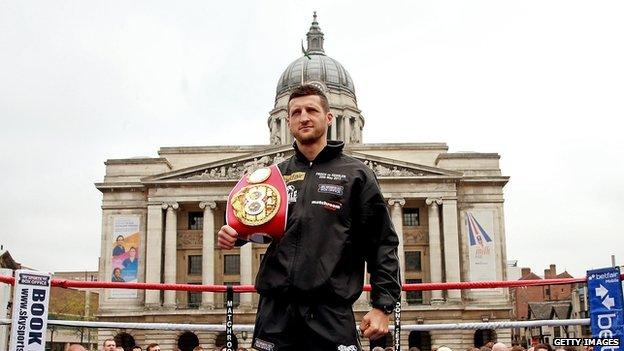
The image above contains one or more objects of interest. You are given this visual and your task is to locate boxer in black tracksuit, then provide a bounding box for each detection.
[251,141,401,351]
[218,85,400,351]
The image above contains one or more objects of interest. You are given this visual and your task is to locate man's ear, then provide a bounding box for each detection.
[326,112,334,125]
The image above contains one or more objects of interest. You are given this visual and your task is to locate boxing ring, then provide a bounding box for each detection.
[0,273,621,350]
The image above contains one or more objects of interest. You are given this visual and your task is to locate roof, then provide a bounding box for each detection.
[528,301,572,320]
[0,250,21,269]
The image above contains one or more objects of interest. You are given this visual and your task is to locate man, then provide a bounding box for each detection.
[103,339,116,351]
[218,85,401,350]
[69,344,87,351]
[145,344,160,351]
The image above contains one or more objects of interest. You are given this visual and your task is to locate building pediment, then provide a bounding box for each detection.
[142,145,461,184]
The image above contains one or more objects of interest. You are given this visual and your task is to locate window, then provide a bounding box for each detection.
[223,254,240,275]
[406,278,423,304]
[405,251,422,272]
[403,208,419,226]
[188,212,203,230]
[188,255,202,275]
[187,283,201,309]
[223,281,240,308]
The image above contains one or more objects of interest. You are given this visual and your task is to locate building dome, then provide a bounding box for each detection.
[268,13,364,146]
[276,54,356,98]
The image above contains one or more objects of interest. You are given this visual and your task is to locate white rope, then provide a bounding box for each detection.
[0,318,589,331]
[401,319,590,331]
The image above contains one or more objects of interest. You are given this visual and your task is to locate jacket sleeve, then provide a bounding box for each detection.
[359,173,402,309]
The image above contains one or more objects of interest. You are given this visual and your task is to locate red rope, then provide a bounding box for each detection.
[1,274,621,293]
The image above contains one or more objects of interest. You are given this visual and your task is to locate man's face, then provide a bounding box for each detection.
[104,341,116,351]
[148,346,161,351]
[287,95,332,145]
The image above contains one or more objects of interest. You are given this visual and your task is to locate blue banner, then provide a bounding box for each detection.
[587,267,624,351]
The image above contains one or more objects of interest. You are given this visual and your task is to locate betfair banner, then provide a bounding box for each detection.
[8,270,52,351]
[587,267,623,351]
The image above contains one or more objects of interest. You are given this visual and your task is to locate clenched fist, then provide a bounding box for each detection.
[217,225,239,250]
[359,308,390,340]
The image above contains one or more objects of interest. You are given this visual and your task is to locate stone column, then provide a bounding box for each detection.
[344,115,352,144]
[388,198,406,304]
[442,199,462,301]
[330,120,337,140]
[145,204,163,307]
[280,116,287,144]
[199,201,217,309]
[162,202,179,308]
[239,243,253,308]
[426,198,444,303]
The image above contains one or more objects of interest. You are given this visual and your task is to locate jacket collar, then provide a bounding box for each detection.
[293,140,344,164]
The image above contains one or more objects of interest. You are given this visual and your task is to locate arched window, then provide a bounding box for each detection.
[409,331,432,351]
[474,329,497,347]
[214,332,238,350]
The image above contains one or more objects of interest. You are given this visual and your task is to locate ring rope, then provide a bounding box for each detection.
[1,274,620,292]
[0,318,589,331]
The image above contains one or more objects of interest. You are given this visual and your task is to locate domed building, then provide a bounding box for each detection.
[96,14,512,351]
[269,13,363,146]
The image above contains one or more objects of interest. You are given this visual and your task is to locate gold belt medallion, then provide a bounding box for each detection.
[231,184,281,226]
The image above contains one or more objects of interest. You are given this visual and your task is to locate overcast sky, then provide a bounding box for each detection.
[1,1,622,278]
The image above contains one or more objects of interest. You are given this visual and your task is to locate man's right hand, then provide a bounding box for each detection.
[217,225,239,249]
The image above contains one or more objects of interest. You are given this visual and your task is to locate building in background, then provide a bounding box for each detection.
[96,14,512,351]
[511,264,575,346]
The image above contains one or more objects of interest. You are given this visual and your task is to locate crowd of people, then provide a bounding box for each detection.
[63,339,599,351]
[70,339,600,351]
[370,341,592,351]
[98,339,249,351]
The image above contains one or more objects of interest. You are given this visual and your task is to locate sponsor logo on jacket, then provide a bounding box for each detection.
[318,184,344,196]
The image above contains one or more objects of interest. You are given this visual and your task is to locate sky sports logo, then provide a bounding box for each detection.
[553,338,620,347]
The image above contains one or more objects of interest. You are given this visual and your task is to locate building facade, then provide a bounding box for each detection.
[96,15,512,351]
[510,264,575,347]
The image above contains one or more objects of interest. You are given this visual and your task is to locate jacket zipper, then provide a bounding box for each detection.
[288,161,315,286]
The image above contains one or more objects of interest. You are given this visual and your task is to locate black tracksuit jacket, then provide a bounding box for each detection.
[254,141,401,309]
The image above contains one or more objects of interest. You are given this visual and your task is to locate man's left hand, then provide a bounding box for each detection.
[359,308,390,340]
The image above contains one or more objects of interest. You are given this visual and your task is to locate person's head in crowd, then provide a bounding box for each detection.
[385,347,394,351]
[439,346,453,351]
[409,347,421,351]
[146,344,160,351]
[534,344,552,351]
[132,346,141,351]
[492,342,507,351]
[192,347,203,351]
[103,339,116,351]
[511,346,525,351]
[480,347,492,351]
[69,344,87,351]
[372,347,385,351]
[115,347,124,351]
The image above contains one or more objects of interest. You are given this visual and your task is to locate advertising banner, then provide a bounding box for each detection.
[8,270,52,351]
[465,210,497,281]
[587,267,623,351]
[110,215,140,298]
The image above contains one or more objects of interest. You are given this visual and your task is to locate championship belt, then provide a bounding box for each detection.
[226,164,288,243]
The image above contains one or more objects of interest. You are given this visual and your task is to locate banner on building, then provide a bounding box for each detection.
[587,267,623,351]
[465,210,497,282]
[110,215,140,298]
[8,270,52,351]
